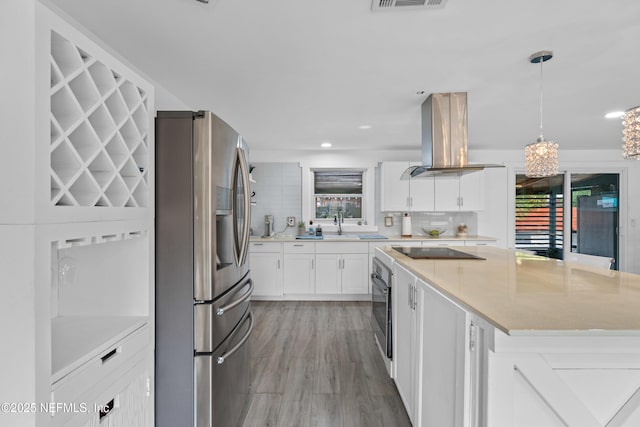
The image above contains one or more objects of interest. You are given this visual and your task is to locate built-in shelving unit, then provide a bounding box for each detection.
[50,31,150,208]
[50,229,150,383]
[36,5,155,425]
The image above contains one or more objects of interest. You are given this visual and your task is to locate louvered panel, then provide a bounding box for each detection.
[515,193,564,256]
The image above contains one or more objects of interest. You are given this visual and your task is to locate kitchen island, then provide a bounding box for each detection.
[383,245,640,427]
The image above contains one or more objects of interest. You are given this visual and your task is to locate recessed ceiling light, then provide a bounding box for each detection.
[605,111,625,119]
[320,141,332,148]
[358,125,372,130]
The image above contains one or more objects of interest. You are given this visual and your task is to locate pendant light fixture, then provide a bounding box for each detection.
[525,50,558,178]
[622,106,640,159]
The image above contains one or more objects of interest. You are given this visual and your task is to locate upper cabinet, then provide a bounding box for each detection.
[380,162,484,212]
[434,172,485,211]
[380,162,434,212]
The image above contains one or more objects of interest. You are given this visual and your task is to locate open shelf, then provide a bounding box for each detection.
[49,30,149,208]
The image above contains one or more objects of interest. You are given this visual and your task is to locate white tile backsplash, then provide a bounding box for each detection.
[250,163,302,237]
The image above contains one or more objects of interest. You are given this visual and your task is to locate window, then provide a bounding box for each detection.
[313,169,363,220]
[300,162,376,228]
[515,174,564,259]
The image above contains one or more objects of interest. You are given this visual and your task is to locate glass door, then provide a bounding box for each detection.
[570,173,619,270]
[232,143,251,267]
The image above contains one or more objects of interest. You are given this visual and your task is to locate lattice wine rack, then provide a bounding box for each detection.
[50,31,149,207]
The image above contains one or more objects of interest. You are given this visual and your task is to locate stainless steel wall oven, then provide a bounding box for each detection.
[371,256,392,359]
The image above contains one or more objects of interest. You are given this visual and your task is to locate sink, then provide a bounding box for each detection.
[323,234,358,240]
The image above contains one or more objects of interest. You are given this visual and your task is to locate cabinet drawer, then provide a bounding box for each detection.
[54,352,151,427]
[316,242,368,253]
[465,241,496,247]
[249,242,282,253]
[421,240,459,247]
[52,324,150,413]
[284,242,315,253]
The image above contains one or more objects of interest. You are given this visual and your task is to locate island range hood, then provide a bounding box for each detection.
[402,92,503,179]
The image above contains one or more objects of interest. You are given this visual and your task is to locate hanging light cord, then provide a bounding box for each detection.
[538,57,544,140]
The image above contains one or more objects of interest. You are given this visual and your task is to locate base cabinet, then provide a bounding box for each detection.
[249,242,283,297]
[418,281,467,427]
[315,253,369,294]
[393,265,420,423]
[315,254,340,294]
[283,243,316,294]
[393,269,486,427]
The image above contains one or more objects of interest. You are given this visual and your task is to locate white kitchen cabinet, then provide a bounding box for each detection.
[417,280,467,427]
[283,242,315,294]
[393,264,421,423]
[380,162,435,212]
[316,242,369,294]
[249,242,283,297]
[315,254,340,294]
[340,253,369,293]
[434,172,485,211]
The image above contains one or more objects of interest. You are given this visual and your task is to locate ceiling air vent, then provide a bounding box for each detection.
[371,0,447,11]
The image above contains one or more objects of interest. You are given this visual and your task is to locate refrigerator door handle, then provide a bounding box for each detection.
[234,145,252,267]
[217,311,254,365]
[216,278,253,316]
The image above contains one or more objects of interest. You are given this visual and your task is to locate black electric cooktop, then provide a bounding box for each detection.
[392,246,486,260]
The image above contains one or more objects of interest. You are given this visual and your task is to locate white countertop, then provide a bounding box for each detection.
[385,246,640,335]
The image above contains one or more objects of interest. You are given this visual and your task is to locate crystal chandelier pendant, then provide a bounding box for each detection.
[622,106,640,159]
[525,137,558,177]
[525,50,558,177]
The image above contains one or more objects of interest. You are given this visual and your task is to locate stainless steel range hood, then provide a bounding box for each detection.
[402,92,503,179]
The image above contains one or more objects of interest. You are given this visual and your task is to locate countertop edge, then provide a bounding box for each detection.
[250,235,497,243]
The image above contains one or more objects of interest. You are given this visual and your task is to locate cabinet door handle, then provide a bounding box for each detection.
[312,259,314,269]
[98,398,115,420]
[407,197,410,208]
[100,347,120,364]
[413,285,417,310]
[277,259,280,269]
[408,283,412,308]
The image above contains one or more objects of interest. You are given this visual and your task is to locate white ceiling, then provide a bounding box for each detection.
[49,0,640,154]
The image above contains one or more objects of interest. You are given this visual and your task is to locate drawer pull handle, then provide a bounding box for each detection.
[100,347,119,364]
[98,398,115,420]
[217,278,253,316]
[293,244,304,247]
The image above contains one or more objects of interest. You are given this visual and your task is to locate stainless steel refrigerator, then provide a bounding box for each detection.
[155,111,254,427]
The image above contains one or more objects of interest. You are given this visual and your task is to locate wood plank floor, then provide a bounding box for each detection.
[242,301,411,427]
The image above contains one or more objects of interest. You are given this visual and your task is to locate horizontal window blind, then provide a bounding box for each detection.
[515,193,564,258]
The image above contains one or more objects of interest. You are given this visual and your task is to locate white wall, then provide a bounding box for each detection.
[0,2,39,424]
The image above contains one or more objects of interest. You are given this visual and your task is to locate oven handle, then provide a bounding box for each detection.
[216,278,253,316]
[371,276,389,295]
